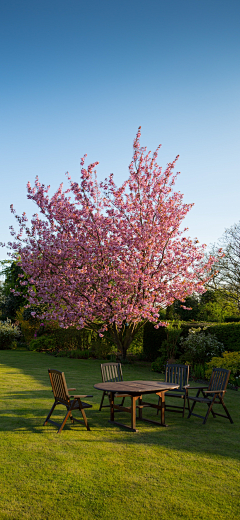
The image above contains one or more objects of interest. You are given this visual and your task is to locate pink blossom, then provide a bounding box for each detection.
[4,128,219,357]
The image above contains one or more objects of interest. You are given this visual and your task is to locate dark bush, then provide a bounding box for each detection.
[56,348,92,359]
[143,322,167,361]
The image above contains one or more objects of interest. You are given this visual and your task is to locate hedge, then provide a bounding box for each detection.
[207,323,240,352]
[143,321,240,361]
[143,322,167,361]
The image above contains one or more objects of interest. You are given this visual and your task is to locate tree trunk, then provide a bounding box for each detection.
[109,321,145,359]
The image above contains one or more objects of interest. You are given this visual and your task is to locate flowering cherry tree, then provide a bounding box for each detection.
[4,128,216,357]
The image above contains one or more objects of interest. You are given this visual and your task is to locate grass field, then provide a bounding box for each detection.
[0,351,239,520]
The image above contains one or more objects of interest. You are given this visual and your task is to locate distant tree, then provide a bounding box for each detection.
[166,294,200,321]
[209,222,240,313]
[0,260,27,321]
[166,289,239,323]
[2,128,217,358]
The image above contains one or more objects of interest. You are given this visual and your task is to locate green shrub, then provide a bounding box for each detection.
[151,356,166,373]
[128,326,144,355]
[179,328,224,366]
[0,319,21,349]
[28,336,57,351]
[191,363,206,380]
[90,335,116,359]
[36,322,94,350]
[16,307,39,344]
[206,351,240,386]
[161,321,182,360]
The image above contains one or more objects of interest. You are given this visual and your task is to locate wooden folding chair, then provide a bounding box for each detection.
[157,363,190,417]
[99,362,129,411]
[187,368,233,424]
[44,369,93,433]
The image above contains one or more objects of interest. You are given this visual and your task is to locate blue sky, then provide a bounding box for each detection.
[1,0,240,261]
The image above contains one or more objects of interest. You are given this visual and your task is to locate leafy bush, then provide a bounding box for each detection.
[16,307,39,344]
[206,351,240,386]
[37,323,94,350]
[128,326,144,355]
[151,356,166,373]
[161,321,182,360]
[191,363,206,380]
[90,335,116,359]
[179,328,224,366]
[28,336,57,351]
[0,319,21,349]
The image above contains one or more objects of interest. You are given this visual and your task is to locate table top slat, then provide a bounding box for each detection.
[94,380,179,394]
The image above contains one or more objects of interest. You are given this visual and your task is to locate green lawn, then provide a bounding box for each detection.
[0,351,239,520]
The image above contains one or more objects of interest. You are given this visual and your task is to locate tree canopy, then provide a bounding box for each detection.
[2,128,217,356]
[209,221,240,314]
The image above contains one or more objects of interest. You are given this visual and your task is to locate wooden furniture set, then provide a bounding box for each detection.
[44,363,233,434]
[95,379,179,432]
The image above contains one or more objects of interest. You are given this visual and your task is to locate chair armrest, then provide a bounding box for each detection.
[204,390,224,394]
[68,388,76,391]
[183,385,190,389]
[187,386,208,390]
[70,394,93,398]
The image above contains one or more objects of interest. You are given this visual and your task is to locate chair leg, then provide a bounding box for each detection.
[187,399,197,418]
[43,401,57,425]
[78,400,91,431]
[69,412,75,424]
[203,399,216,424]
[182,395,186,418]
[219,397,234,424]
[99,391,106,411]
[120,396,125,407]
[58,410,72,434]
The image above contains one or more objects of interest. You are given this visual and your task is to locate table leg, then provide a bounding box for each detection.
[160,391,165,425]
[139,391,168,427]
[108,393,138,432]
[131,396,138,430]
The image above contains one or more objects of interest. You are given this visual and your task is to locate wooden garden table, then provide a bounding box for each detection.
[94,380,179,432]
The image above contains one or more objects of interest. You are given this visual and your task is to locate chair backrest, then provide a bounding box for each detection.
[48,369,70,404]
[100,363,123,383]
[208,368,230,394]
[165,363,190,391]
